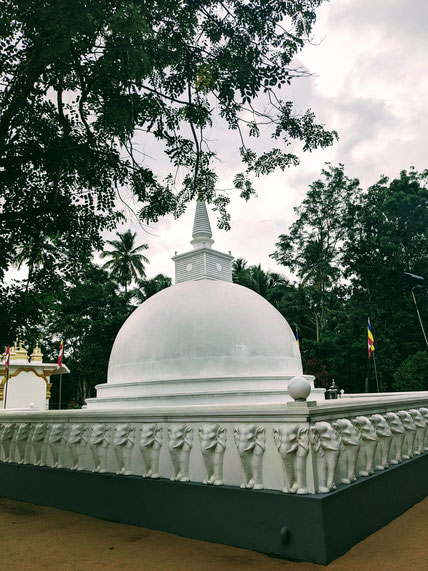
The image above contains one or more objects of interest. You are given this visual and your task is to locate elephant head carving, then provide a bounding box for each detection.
[234,423,265,489]
[89,423,111,447]
[0,423,16,462]
[273,423,309,494]
[370,414,392,470]
[140,423,163,479]
[385,412,405,464]
[311,422,340,492]
[408,409,426,455]
[15,423,31,464]
[31,423,49,466]
[370,414,392,438]
[68,424,87,445]
[48,423,67,468]
[89,424,111,473]
[168,424,193,482]
[354,416,378,476]
[397,410,416,459]
[113,424,136,475]
[419,408,428,451]
[199,423,227,485]
[333,419,360,484]
[68,424,88,470]
[140,423,163,449]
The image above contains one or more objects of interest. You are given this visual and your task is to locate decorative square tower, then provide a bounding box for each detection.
[172,201,234,283]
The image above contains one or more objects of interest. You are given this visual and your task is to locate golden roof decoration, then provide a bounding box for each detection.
[30,340,43,363]
[14,338,29,362]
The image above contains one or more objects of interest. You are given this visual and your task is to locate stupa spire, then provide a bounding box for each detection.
[191,200,214,249]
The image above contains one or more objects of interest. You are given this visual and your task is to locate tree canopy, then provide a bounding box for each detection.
[0,0,336,279]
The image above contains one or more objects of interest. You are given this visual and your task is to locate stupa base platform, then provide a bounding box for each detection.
[0,453,427,565]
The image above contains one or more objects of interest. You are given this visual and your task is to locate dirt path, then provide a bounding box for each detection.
[0,497,427,570]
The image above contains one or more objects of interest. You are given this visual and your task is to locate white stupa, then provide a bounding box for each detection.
[86,202,324,409]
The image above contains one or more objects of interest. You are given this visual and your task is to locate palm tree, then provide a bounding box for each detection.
[133,273,172,303]
[13,235,55,291]
[100,230,149,293]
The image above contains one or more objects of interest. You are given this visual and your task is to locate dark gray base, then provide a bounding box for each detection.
[0,453,427,565]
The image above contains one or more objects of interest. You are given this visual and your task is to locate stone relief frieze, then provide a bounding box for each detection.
[385,412,405,464]
[89,423,111,473]
[67,424,88,470]
[15,423,31,464]
[48,423,69,468]
[168,423,193,482]
[234,423,265,490]
[334,418,360,484]
[311,421,341,493]
[419,408,428,451]
[397,410,416,459]
[408,409,426,455]
[354,416,378,476]
[140,423,163,479]
[113,423,136,475]
[370,414,392,470]
[273,423,309,494]
[198,423,227,486]
[0,423,16,462]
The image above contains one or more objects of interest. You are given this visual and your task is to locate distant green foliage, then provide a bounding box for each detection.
[269,165,428,392]
[392,352,428,392]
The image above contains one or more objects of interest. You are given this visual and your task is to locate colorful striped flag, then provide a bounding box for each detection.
[367,319,375,359]
[295,328,300,351]
[4,346,11,372]
[57,336,64,369]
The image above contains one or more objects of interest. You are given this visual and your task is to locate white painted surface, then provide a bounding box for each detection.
[87,278,306,408]
[4,372,46,410]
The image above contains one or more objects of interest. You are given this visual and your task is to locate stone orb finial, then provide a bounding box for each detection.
[288,376,311,402]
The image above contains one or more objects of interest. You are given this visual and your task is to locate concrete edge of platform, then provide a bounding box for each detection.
[0,453,427,565]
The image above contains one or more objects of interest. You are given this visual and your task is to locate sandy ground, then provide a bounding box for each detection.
[0,497,427,571]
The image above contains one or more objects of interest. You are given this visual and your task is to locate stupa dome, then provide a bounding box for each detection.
[108,278,302,385]
[86,200,321,409]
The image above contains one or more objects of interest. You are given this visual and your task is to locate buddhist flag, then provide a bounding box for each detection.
[4,346,11,372]
[295,328,300,351]
[367,319,375,359]
[57,336,64,369]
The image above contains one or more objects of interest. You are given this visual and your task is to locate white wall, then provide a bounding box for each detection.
[3,372,46,410]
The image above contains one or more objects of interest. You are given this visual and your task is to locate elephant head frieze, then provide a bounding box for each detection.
[31,423,49,466]
[67,424,88,470]
[311,421,341,492]
[419,408,428,451]
[199,423,227,486]
[385,412,405,464]
[354,416,378,476]
[0,423,16,462]
[89,424,111,473]
[273,423,309,494]
[234,423,265,489]
[408,409,426,455]
[397,411,416,459]
[48,423,67,468]
[113,424,136,475]
[15,423,31,464]
[370,414,392,470]
[168,424,193,482]
[333,418,360,484]
[140,423,163,479]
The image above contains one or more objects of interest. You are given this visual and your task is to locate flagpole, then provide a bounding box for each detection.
[4,366,9,409]
[59,373,62,410]
[372,351,380,393]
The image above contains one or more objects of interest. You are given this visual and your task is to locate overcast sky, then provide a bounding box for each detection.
[8,0,428,284]
[121,0,428,283]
